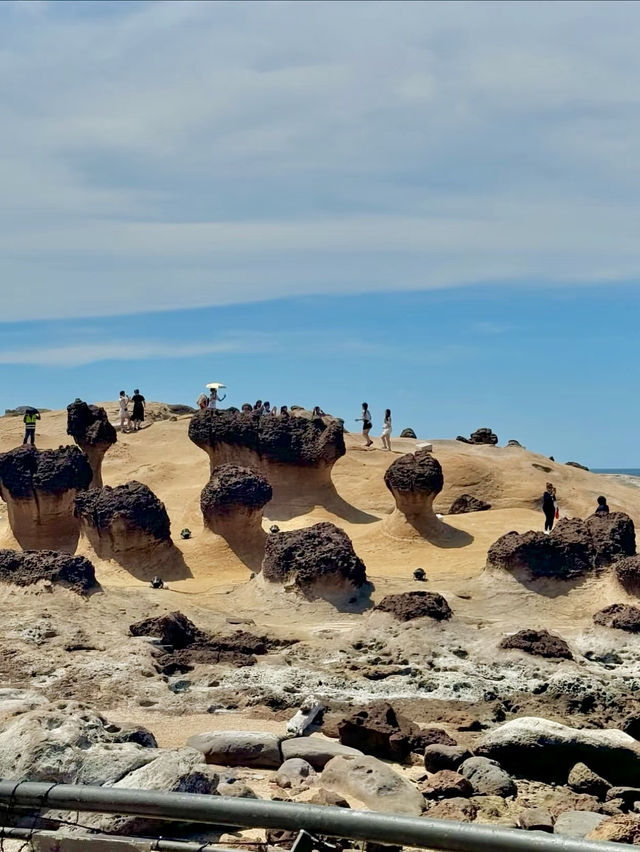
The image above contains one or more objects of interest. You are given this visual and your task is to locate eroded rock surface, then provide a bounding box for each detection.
[383,449,450,540]
[374,591,452,622]
[449,494,491,514]
[500,629,573,660]
[0,549,96,594]
[586,512,636,564]
[0,445,92,551]
[594,604,640,633]
[66,400,117,488]
[320,754,425,815]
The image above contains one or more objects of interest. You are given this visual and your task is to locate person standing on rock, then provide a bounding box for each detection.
[207,387,225,410]
[542,482,557,532]
[356,402,373,447]
[131,389,146,431]
[22,408,40,445]
[119,391,131,434]
[381,408,392,451]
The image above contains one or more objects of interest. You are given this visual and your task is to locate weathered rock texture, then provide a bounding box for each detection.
[321,754,425,815]
[449,494,491,514]
[400,428,417,439]
[383,449,450,540]
[487,514,636,582]
[0,549,97,594]
[261,521,368,603]
[457,428,498,445]
[593,604,640,633]
[74,481,173,567]
[499,628,573,660]
[0,445,92,552]
[200,464,271,569]
[374,591,452,622]
[66,400,117,488]
[615,555,640,594]
[188,409,345,509]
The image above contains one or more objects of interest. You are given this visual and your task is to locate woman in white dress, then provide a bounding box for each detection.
[119,391,131,433]
[381,408,392,450]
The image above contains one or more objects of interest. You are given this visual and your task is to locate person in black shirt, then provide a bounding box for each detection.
[542,482,557,532]
[130,389,145,432]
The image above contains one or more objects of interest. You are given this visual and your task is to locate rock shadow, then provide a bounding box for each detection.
[87,537,193,582]
[266,482,379,524]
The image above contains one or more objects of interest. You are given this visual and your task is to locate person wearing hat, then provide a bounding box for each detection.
[23,408,40,445]
[131,389,146,432]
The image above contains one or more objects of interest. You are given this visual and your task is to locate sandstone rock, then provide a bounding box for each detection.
[554,810,606,838]
[187,731,283,768]
[400,428,417,439]
[66,400,117,488]
[427,797,477,822]
[467,428,498,445]
[130,612,198,649]
[374,591,452,622]
[507,440,524,448]
[424,744,471,773]
[518,808,554,832]
[459,756,516,797]
[281,736,363,769]
[449,494,492,514]
[477,717,640,784]
[588,814,640,843]
[216,777,258,798]
[566,461,589,471]
[594,604,640,633]
[568,762,611,798]
[383,449,451,539]
[422,770,473,799]
[320,754,424,815]
[616,556,640,594]
[499,629,573,660]
[0,445,92,551]
[0,549,96,594]
[74,481,173,564]
[262,522,367,602]
[487,524,595,581]
[276,758,317,789]
[587,512,636,564]
[607,786,640,806]
[309,788,350,807]
[337,702,440,762]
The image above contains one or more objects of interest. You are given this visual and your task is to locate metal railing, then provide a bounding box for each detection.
[0,779,633,852]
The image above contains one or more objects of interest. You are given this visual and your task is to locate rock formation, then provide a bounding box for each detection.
[586,512,636,564]
[66,399,117,487]
[449,494,491,514]
[593,603,640,633]
[74,481,177,574]
[188,408,346,514]
[400,428,417,438]
[615,555,640,593]
[200,464,272,569]
[0,549,97,594]
[0,445,92,552]
[499,628,573,660]
[374,590,452,622]
[261,521,368,603]
[566,461,589,471]
[457,427,498,445]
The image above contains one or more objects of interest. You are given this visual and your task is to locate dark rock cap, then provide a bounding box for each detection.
[500,628,573,660]
[449,494,491,515]
[188,409,345,467]
[66,400,117,448]
[587,512,636,565]
[0,549,97,594]
[74,481,171,542]
[201,464,272,516]
[400,428,417,439]
[375,591,452,622]
[129,611,199,648]
[0,445,93,499]
[593,604,640,633]
[262,521,366,590]
[384,449,444,495]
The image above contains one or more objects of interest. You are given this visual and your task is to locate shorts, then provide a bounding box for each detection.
[363,420,372,431]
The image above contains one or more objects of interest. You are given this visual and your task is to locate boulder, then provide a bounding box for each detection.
[188,408,345,508]
[383,449,450,540]
[424,744,471,773]
[487,524,595,581]
[74,481,173,565]
[594,604,640,633]
[586,512,636,564]
[0,445,92,551]
[374,591,452,622]
[459,756,516,797]
[337,702,443,762]
[422,770,473,799]
[588,814,640,843]
[187,731,283,768]
[554,810,606,838]
[566,461,590,471]
[200,464,271,568]
[281,736,363,769]
[309,788,350,807]
[0,549,96,594]
[400,428,417,439]
[568,763,611,798]
[129,612,198,649]
[320,754,424,815]
[66,400,117,488]
[276,758,317,789]
[615,556,640,594]
[217,778,258,798]
[466,428,499,445]
[262,522,368,603]
[606,787,640,806]
[518,808,554,832]
[477,717,640,785]
[499,629,573,660]
[426,797,477,822]
[506,440,524,448]
[448,494,491,514]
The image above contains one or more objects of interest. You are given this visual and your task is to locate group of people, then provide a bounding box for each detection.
[196,388,328,420]
[542,482,610,532]
[118,389,146,433]
[356,402,393,450]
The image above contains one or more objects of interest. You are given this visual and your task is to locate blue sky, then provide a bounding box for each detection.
[1,0,639,466]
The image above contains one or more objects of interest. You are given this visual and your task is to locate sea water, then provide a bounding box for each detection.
[593,469,640,489]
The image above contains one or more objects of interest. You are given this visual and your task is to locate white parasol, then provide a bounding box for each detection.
[206,382,226,389]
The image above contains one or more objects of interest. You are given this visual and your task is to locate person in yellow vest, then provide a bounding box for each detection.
[23,408,40,446]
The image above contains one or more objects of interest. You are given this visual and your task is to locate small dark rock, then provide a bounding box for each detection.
[448,494,491,514]
[500,628,573,660]
[400,428,417,439]
[374,591,452,622]
[594,604,640,633]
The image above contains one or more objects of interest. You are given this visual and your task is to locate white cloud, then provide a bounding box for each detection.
[1,0,640,321]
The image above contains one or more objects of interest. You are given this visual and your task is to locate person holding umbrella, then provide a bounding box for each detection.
[206,383,226,410]
[23,407,40,445]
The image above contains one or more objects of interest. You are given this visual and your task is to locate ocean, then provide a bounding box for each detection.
[594,469,640,477]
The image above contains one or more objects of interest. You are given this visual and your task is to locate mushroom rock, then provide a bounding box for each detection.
[457,428,498,445]
[66,400,117,488]
[0,445,92,552]
[261,521,368,604]
[188,409,345,510]
[200,464,272,569]
[0,549,97,594]
[400,428,417,439]
[586,512,636,565]
[74,481,174,568]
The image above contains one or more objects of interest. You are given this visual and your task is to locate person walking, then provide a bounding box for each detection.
[356,402,373,447]
[119,391,131,433]
[381,408,392,451]
[542,482,557,532]
[131,389,146,431]
[22,408,40,445]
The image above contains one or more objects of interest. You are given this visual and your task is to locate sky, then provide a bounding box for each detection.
[1,0,639,466]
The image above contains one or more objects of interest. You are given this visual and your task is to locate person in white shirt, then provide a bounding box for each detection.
[119,391,131,433]
[381,408,392,450]
[355,402,373,447]
[207,387,226,410]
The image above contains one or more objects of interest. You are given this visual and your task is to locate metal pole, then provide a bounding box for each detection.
[0,826,245,851]
[0,780,632,852]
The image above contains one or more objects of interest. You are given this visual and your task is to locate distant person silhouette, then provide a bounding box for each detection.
[381,408,392,451]
[356,402,373,447]
[542,482,557,532]
[131,389,145,431]
[22,408,40,445]
[595,495,610,515]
